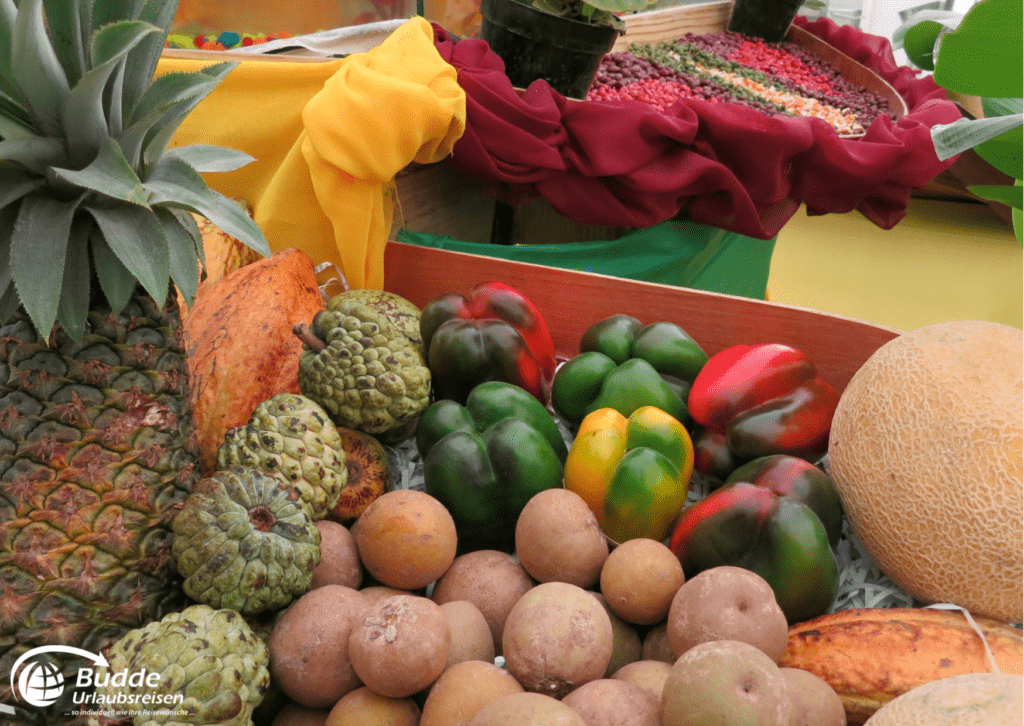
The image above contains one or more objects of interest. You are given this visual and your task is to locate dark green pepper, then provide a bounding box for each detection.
[552,315,708,426]
[417,381,568,548]
[668,455,842,623]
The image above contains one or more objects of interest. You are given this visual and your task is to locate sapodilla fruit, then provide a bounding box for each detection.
[828,320,1023,622]
[327,427,392,522]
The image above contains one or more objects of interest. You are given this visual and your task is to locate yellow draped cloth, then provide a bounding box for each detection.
[158,16,466,290]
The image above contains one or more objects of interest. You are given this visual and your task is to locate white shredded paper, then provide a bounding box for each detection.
[383,415,918,616]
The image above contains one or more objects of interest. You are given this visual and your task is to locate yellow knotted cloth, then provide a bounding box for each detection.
[162,16,466,290]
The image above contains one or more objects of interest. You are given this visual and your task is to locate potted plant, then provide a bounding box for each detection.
[478,0,657,98]
[895,0,1022,241]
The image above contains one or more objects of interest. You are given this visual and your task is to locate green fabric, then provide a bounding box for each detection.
[396,220,776,299]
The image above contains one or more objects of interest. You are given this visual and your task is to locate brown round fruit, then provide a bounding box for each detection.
[431,549,535,655]
[562,678,663,726]
[348,594,450,699]
[661,639,791,726]
[268,585,369,708]
[355,489,457,590]
[419,660,525,726]
[828,320,1023,622]
[271,703,330,726]
[641,622,675,664]
[666,565,788,663]
[467,692,586,726]
[438,599,495,667]
[514,488,609,588]
[311,520,362,590]
[591,593,642,677]
[613,660,673,700]
[780,667,845,726]
[502,581,613,699]
[600,537,684,625]
[325,686,420,726]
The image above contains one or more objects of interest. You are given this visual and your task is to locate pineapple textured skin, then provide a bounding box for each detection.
[0,292,198,717]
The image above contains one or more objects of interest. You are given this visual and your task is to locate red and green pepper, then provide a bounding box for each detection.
[668,454,843,623]
[420,281,556,405]
[687,343,839,479]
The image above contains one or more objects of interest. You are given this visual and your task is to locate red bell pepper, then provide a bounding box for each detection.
[420,281,556,405]
[687,343,839,478]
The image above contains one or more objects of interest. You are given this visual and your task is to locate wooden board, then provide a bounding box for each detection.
[615,1,737,50]
[383,241,902,395]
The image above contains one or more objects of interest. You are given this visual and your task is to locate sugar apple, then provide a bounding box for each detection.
[296,301,431,436]
[217,393,346,519]
[172,467,321,615]
[326,289,425,351]
[92,604,269,726]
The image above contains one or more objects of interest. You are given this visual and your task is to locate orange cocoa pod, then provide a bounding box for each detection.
[780,607,1024,724]
[184,247,326,474]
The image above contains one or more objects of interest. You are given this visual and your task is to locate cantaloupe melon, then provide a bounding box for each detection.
[863,672,1023,725]
[828,320,1022,623]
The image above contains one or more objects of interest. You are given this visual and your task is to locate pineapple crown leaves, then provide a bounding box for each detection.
[0,0,270,343]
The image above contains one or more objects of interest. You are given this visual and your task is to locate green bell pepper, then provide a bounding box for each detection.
[416,381,568,548]
[552,315,707,426]
[668,455,842,623]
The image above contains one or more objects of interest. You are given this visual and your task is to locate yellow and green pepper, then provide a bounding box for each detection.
[564,405,694,544]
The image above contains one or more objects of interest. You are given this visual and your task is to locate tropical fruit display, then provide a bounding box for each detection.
[1,2,1020,723]
[828,320,1024,623]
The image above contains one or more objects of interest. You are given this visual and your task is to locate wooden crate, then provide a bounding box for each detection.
[383,241,901,394]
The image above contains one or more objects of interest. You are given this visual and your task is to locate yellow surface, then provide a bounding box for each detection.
[768,199,1023,333]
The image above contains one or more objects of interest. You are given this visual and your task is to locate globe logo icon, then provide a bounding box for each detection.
[17,660,65,708]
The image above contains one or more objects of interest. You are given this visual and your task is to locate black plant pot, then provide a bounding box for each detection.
[726,0,804,42]
[479,0,623,99]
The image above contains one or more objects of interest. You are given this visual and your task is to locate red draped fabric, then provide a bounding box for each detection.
[431,16,962,239]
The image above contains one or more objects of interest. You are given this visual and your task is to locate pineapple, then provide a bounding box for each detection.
[0,0,269,721]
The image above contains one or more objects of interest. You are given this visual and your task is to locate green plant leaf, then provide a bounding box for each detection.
[120,72,219,167]
[89,225,135,315]
[0,136,68,174]
[982,97,1023,118]
[1013,186,1022,243]
[0,203,15,296]
[56,217,93,341]
[158,207,200,305]
[143,157,270,256]
[11,0,70,137]
[120,0,179,118]
[581,0,653,12]
[0,90,39,139]
[164,144,255,173]
[966,183,1023,209]
[62,20,159,166]
[902,20,942,71]
[933,0,1022,97]
[0,166,44,210]
[51,137,151,205]
[0,0,19,98]
[85,202,169,306]
[42,0,87,86]
[930,114,1023,162]
[973,124,1023,179]
[0,282,18,327]
[142,61,237,165]
[9,191,77,337]
[171,206,204,268]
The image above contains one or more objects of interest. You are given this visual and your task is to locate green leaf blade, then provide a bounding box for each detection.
[50,137,150,205]
[933,0,1022,97]
[163,144,255,173]
[9,191,77,337]
[973,124,1023,180]
[56,218,93,342]
[11,0,70,136]
[158,207,200,306]
[143,157,270,257]
[903,20,942,71]
[86,202,169,307]
[966,183,1023,209]
[42,0,87,86]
